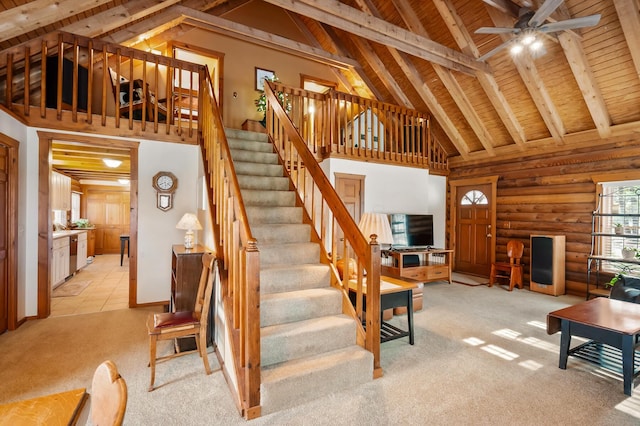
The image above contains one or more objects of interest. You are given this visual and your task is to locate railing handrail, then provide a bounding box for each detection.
[263,82,382,374]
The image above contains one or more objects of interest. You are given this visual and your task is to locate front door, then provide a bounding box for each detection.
[455,183,493,276]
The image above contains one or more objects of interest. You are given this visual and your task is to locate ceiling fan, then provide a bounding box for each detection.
[475,0,601,61]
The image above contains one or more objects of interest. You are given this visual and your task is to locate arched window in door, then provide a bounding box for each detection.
[460,190,488,205]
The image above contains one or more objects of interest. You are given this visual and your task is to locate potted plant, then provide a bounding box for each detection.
[255,75,291,127]
[622,246,638,260]
[614,223,624,234]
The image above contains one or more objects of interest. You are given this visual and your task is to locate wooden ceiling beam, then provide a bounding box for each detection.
[101,7,187,47]
[614,0,640,82]
[261,0,489,76]
[429,0,526,147]
[178,7,358,70]
[487,6,565,142]
[61,0,183,38]
[385,0,495,155]
[348,36,413,108]
[0,0,114,42]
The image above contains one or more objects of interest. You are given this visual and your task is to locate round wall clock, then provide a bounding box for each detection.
[152,171,178,211]
[152,171,178,193]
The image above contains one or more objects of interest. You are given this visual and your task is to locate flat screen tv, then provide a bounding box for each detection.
[388,214,434,248]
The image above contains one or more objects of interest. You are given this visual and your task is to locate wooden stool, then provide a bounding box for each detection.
[120,235,130,266]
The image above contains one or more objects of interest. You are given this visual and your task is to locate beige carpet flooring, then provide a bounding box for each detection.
[1,281,640,425]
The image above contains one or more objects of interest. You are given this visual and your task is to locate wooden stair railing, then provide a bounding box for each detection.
[263,82,383,377]
[199,72,261,420]
[270,82,448,174]
[0,31,200,144]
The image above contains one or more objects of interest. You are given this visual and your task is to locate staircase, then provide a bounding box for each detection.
[226,128,373,415]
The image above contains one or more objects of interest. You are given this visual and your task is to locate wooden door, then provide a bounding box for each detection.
[0,145,7,333]
[87,189,130,254]
[455,183,493,276]
[335,174,364,258]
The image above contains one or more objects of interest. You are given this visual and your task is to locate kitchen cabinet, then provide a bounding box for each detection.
[51,171,71,211]
[86,189,130,254]
[87,229,96,257]
[52,236,70,287]
[77,232,88,270]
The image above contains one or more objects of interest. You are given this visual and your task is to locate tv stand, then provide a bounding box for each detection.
[382,248,452,283]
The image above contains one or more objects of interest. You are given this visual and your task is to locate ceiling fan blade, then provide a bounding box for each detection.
[475,26,520,34]
[538,14,601,32]
[528,0,563,27]
[478,39,515,62]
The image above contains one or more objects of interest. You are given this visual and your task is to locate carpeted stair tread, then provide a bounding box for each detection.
[246,206,303,224]
[237,175,290,191]
[234,161,284,177]
[260,264,331,294]
[241,189,296,207]
[260,345,373,415]
[225,128,268,142]
[259,242,320,265]
[261,314,357,367]
[227,139,273,153]
[261,288,342,327]
[252,223,310,244]
[230,149,280,164]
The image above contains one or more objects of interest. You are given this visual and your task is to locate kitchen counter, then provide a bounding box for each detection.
[52,229,92,239]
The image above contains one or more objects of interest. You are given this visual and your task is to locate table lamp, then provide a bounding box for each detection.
[176,213,202,249]
[358,213,393,246]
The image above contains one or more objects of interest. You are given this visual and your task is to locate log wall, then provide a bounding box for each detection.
[448,135,640,297]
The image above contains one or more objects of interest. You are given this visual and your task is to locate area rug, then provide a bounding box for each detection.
[52,280,91,297]
[451,272,489,287]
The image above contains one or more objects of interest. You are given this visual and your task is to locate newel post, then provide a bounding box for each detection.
[244,238,262,419]
[366,235,382,377]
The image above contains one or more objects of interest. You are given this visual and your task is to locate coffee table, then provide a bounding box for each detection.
[547,297,640,395]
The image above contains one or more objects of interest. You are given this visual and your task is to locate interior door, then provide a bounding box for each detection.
[455,183,493,276]
[335,174,364,258]
[0,145,8,333]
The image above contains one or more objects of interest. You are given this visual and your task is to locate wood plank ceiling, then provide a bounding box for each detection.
[1,0,639,177]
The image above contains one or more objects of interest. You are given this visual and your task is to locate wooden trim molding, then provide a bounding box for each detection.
[0,132,19,329]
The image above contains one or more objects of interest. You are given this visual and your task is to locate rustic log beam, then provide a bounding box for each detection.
[261,0,489,75]
[613,0,640,82]
[429,0,526,147]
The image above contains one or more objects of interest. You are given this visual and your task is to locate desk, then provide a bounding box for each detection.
[349,276,417,344]
[120,235,130,266]
[0,388,87,425]
[547,297,640,395]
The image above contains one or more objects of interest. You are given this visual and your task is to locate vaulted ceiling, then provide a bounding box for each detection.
[2,0,639,175]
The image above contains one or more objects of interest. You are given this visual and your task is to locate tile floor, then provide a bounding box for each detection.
[51,254,129,317]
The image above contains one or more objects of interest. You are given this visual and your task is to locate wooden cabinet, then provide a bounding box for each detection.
[51,171,71,211]
[77,232,88,270]
[171,244,212,351]
[86,189,129,254]
[86,229,96,257]
[52,237,70,287]
[381,249,453,283]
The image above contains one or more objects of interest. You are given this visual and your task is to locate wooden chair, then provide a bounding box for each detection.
[489,240,524,291]
[147,252,216,391]
[90,360,127,426]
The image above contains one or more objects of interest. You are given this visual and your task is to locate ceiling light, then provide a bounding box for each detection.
[521,34,536,46]
[103,158,122,168]
[118,179,130,185]
[530,40,543,51]
[510,44,524,55]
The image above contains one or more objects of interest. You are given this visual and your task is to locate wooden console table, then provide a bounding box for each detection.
[381,249,453,284]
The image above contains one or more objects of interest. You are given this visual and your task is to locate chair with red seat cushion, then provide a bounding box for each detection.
[146,252,217,391]
[489,240,524,291]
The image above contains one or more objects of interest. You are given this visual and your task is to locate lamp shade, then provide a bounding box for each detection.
[176,213,202,231]
[176,213,202,249]
[358,213,393,245]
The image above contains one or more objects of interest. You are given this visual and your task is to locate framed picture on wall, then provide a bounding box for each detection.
[255,67,275,91]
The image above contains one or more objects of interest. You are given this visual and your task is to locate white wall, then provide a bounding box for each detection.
[137,141,201,304]
[2,108,202,318]
[320,159,447,248]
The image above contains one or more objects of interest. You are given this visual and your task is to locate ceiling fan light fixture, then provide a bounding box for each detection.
[510,43,524,55]
[530,40,543,51]
[103,158,122,168]
[521,34,536,45]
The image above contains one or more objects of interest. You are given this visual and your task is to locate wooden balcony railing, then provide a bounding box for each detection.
[263,82,383,376]
[0,31,200,144]
[270,82,448,174]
